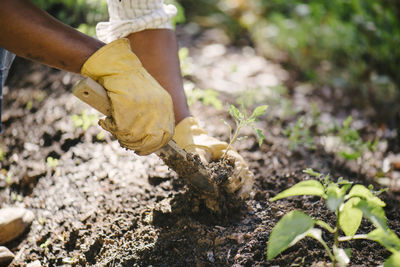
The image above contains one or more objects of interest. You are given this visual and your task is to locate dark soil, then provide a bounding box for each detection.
[1,27,399,267]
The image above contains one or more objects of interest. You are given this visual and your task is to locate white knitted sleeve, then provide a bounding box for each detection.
[96,0,177,43]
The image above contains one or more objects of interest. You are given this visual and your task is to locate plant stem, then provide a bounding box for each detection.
[312,236,336,264]
[222,123,243,160]
[338,234,368,242]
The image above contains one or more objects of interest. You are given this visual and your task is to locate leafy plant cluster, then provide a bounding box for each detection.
[268,169,400,266]
[179,0,400,109]
[284,113,378,162]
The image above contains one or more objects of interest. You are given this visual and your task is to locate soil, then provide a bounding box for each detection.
[1,26,400,267]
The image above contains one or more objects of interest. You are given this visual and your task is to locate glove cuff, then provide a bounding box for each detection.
[81,38,141,80]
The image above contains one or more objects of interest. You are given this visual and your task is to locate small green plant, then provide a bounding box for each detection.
[0,170,13,186]
[179,47,192,76]
[0,148,5,161]
[334,116,378,160]
[267,169,400,266]
[283,116,316,150]
[40,239,51,254]
[222,104,268,159]
[46,157,59,169]
[71,110,98,131]
[184,82,223,110]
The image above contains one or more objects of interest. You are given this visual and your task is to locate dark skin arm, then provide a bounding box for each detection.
[0,0,104,72]
[0,0,190,124]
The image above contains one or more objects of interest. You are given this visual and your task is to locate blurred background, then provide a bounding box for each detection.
[31,0,400,121]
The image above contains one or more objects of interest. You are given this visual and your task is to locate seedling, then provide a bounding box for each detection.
[334,116,378,160]
[222,104,268,159]
[283,116,316,150]
[71,110,98,131]
[46,156,59,169]
[267,169,400,266]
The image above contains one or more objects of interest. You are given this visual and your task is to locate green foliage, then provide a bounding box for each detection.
[284,116,316,150]
[71,110,98,131]
[0,148,5,161]
[184,82,223,110]
[32,0,108,34]
[334,116,378,160]
[46,156,59,169]
[245,0,400,99]
[268,169,400,266]
[222,104,268,159]
[166,0,186,27]
[0,170,13,187]
[267,210,315,260]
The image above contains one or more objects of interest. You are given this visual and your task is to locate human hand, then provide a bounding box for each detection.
[173,117,254,199]
[81,39,174,155]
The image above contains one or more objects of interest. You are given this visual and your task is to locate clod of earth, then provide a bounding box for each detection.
[160,150,243,216]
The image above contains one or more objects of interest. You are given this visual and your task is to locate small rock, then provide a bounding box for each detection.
[0,246,14,266]
[206,251,215,263]
[26,260,42,267]
[0,208,35,245]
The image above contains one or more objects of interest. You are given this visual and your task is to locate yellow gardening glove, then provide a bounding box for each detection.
[173,117,254,199]
[81,39,174,155]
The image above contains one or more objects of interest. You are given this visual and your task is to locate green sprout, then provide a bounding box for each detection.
[267,169,400,267]
[284,116,316,150]
[46,157,59,169]
[222,104,268,160]
[71,110,98,131]
[334,116,378,160]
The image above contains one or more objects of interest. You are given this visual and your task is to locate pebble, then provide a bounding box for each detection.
[26,260,42,267]
[0,208,35,245]
[0,246,14,266]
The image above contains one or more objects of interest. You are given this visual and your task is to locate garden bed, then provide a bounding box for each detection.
[1,28,399,266]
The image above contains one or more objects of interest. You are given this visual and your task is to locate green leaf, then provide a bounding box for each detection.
[384,252,400,267]
[347,184,386,207]
[250,105,268,119]
[356,199,388,230]
[270,180,325,201]
[343,116,353,129]
[303,168,323,178]
[229,105,244,121]
[255,128,265,146]
[367,228,400,253]
[267,211,315,260]
[326,184,345,212]
[339,197,362,236]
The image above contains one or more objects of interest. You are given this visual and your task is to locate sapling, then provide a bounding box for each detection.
[222,104,268,160]
[267,169,400,267]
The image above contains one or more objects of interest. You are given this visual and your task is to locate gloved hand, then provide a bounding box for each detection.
[81,39,174,155]
[173,117,254,199]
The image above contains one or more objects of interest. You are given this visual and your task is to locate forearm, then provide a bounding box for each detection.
[0,0,104,73]
[126,29,191,124]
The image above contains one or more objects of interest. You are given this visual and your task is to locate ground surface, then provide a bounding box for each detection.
[1,27,400,266]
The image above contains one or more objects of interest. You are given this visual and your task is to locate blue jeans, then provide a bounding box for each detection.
[0,48,16,133]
